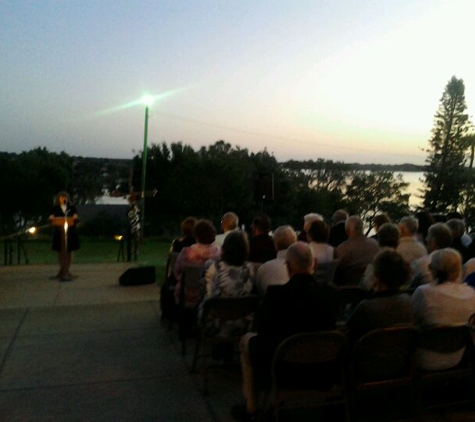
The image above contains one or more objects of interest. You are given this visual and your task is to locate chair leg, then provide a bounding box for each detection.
[191,336,201,373]
[203,343,209,396]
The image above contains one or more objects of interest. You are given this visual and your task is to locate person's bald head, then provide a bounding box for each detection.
[285,242,315,277]
[345,215,364,238]
[398,216,419,237]
[273,225,297,251]
[429,248,462,284]
[221,212,239,232]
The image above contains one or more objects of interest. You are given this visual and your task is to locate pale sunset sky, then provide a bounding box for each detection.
[1,0,475,165]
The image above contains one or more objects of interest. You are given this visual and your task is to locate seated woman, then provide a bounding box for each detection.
[170,216,197,252]
[160,216,197,321]
[174,219,221,307]
[360,222,400,290]
[346,249,414,344]
[307,220,334,265]
[412,248,475,370]
[199,230,255,337]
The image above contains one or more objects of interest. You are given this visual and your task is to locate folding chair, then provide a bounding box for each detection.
[191,295,260,395]
[178,264,204,355]
[416,325,475,410]
[160,251,179,328]
[271,331,350,422]
[350,326,418,419]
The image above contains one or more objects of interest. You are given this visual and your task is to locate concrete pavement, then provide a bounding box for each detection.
[0,264,241,421]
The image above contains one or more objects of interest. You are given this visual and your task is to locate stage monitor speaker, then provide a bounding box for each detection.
[119,266,156,286]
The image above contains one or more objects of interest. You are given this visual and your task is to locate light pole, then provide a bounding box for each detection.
[140,96,154,238]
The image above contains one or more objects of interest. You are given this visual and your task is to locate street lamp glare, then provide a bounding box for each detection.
[141,95,155,107]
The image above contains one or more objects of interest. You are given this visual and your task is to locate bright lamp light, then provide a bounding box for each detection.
[141,95,155,107]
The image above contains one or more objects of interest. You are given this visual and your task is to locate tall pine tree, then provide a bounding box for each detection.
[423,76,470,213]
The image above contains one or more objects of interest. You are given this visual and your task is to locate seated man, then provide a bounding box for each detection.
[412,248,475,370]
[328,209,348,247]
[334,215,379,286]
[255,225,297,296]
[396,216,427,264]
[446,218,470,263]
[214,212,239,247]
[297,212,324,242]
[248,215,276,263]
[410,222,452,288]
[239,242,340,417]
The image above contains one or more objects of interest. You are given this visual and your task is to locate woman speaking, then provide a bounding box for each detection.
[49,191,80,281]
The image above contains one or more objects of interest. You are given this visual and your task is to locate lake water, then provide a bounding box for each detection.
[400,171,424,208]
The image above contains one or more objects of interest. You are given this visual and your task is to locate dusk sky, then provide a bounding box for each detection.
[2,0,475,165]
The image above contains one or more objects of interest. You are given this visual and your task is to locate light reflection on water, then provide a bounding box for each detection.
[400,171,424,208]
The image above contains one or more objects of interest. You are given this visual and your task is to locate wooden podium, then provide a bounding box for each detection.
[50,217,76,227]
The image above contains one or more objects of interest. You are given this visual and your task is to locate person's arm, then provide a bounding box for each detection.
[204,261,217,299]
[411,287,426,327]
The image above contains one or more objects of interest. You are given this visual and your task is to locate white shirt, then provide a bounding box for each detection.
[397,236,427,264]
[412,281,475,370]
[255,250,289,296]
[308,242,334,264]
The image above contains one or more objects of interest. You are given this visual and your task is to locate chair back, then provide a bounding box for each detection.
[271,331,349,420]
[313,259,340,284]
[418,325,471,354]
[200,295,260,324]
[179,264,205,309]
[469,313,475,345]
[416,325,475,410]
[352,326,418,385]
[165,251,179,281]
[335,264,367,286]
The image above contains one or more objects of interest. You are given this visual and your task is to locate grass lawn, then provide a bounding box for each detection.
[7,237,171,285]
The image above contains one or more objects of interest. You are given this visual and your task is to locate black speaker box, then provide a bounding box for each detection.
[119,266,156,286]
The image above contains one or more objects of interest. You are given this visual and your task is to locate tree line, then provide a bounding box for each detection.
[1,75,473,236]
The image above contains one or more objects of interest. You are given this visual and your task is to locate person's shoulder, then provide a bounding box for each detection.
[365,236,379,247]
[264,284,285,300]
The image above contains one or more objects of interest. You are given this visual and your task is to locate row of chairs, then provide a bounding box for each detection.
[270,323,475,421]
[162,253,475,420]
[189,297,475,420]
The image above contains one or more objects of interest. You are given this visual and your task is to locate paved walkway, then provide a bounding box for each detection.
[0,264,241,421]
[2,264,475,421]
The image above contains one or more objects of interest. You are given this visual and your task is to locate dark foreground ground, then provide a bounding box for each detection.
[0,263,475,421]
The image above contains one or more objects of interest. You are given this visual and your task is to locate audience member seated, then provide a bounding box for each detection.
[214,212,239,247]
[447,211,473,247]
[297,212,324,242]
[248,215,276,263]
[239,242,340,417]
[328,209,349,247]
[446,218,470,263]
[199,231,255,337]
[464,257,475,282]
[347,249,414,344]
[334,215,379,286]
[396,216,427,264]
[170,216,197,252]
[174,219,221,306]
[307,219,334,264]
[255,225,297,296]
[360,222,400,290]
[412,248,475,370]
[415,210,435,246]
[410,223,452,288]
[370,213,391,240]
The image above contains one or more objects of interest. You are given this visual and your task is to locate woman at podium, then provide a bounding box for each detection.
[49,191,80,281]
